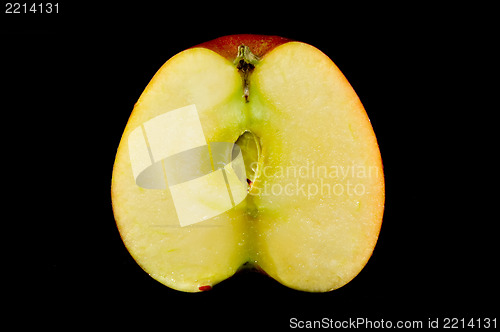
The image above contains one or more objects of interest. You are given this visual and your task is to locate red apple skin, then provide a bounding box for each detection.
[194,34,292,61]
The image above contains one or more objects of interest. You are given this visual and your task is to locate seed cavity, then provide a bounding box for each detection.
[234,130,262,191]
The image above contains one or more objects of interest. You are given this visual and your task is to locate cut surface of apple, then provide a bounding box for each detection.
[111,35,384,292]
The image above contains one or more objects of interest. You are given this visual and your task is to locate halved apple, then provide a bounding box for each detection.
[111,34,384,292]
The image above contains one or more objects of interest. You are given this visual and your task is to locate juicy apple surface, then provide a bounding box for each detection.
[111,35,385,292]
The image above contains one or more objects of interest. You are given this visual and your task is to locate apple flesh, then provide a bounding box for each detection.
[111,35,384,292]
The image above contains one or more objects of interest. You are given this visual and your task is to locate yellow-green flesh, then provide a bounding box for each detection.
[111,42,384,292]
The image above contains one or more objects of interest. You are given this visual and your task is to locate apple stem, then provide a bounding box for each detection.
[235,45,260,66]
[234,45,259,102]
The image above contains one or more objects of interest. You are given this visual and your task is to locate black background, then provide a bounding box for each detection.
[2,2,496,329]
